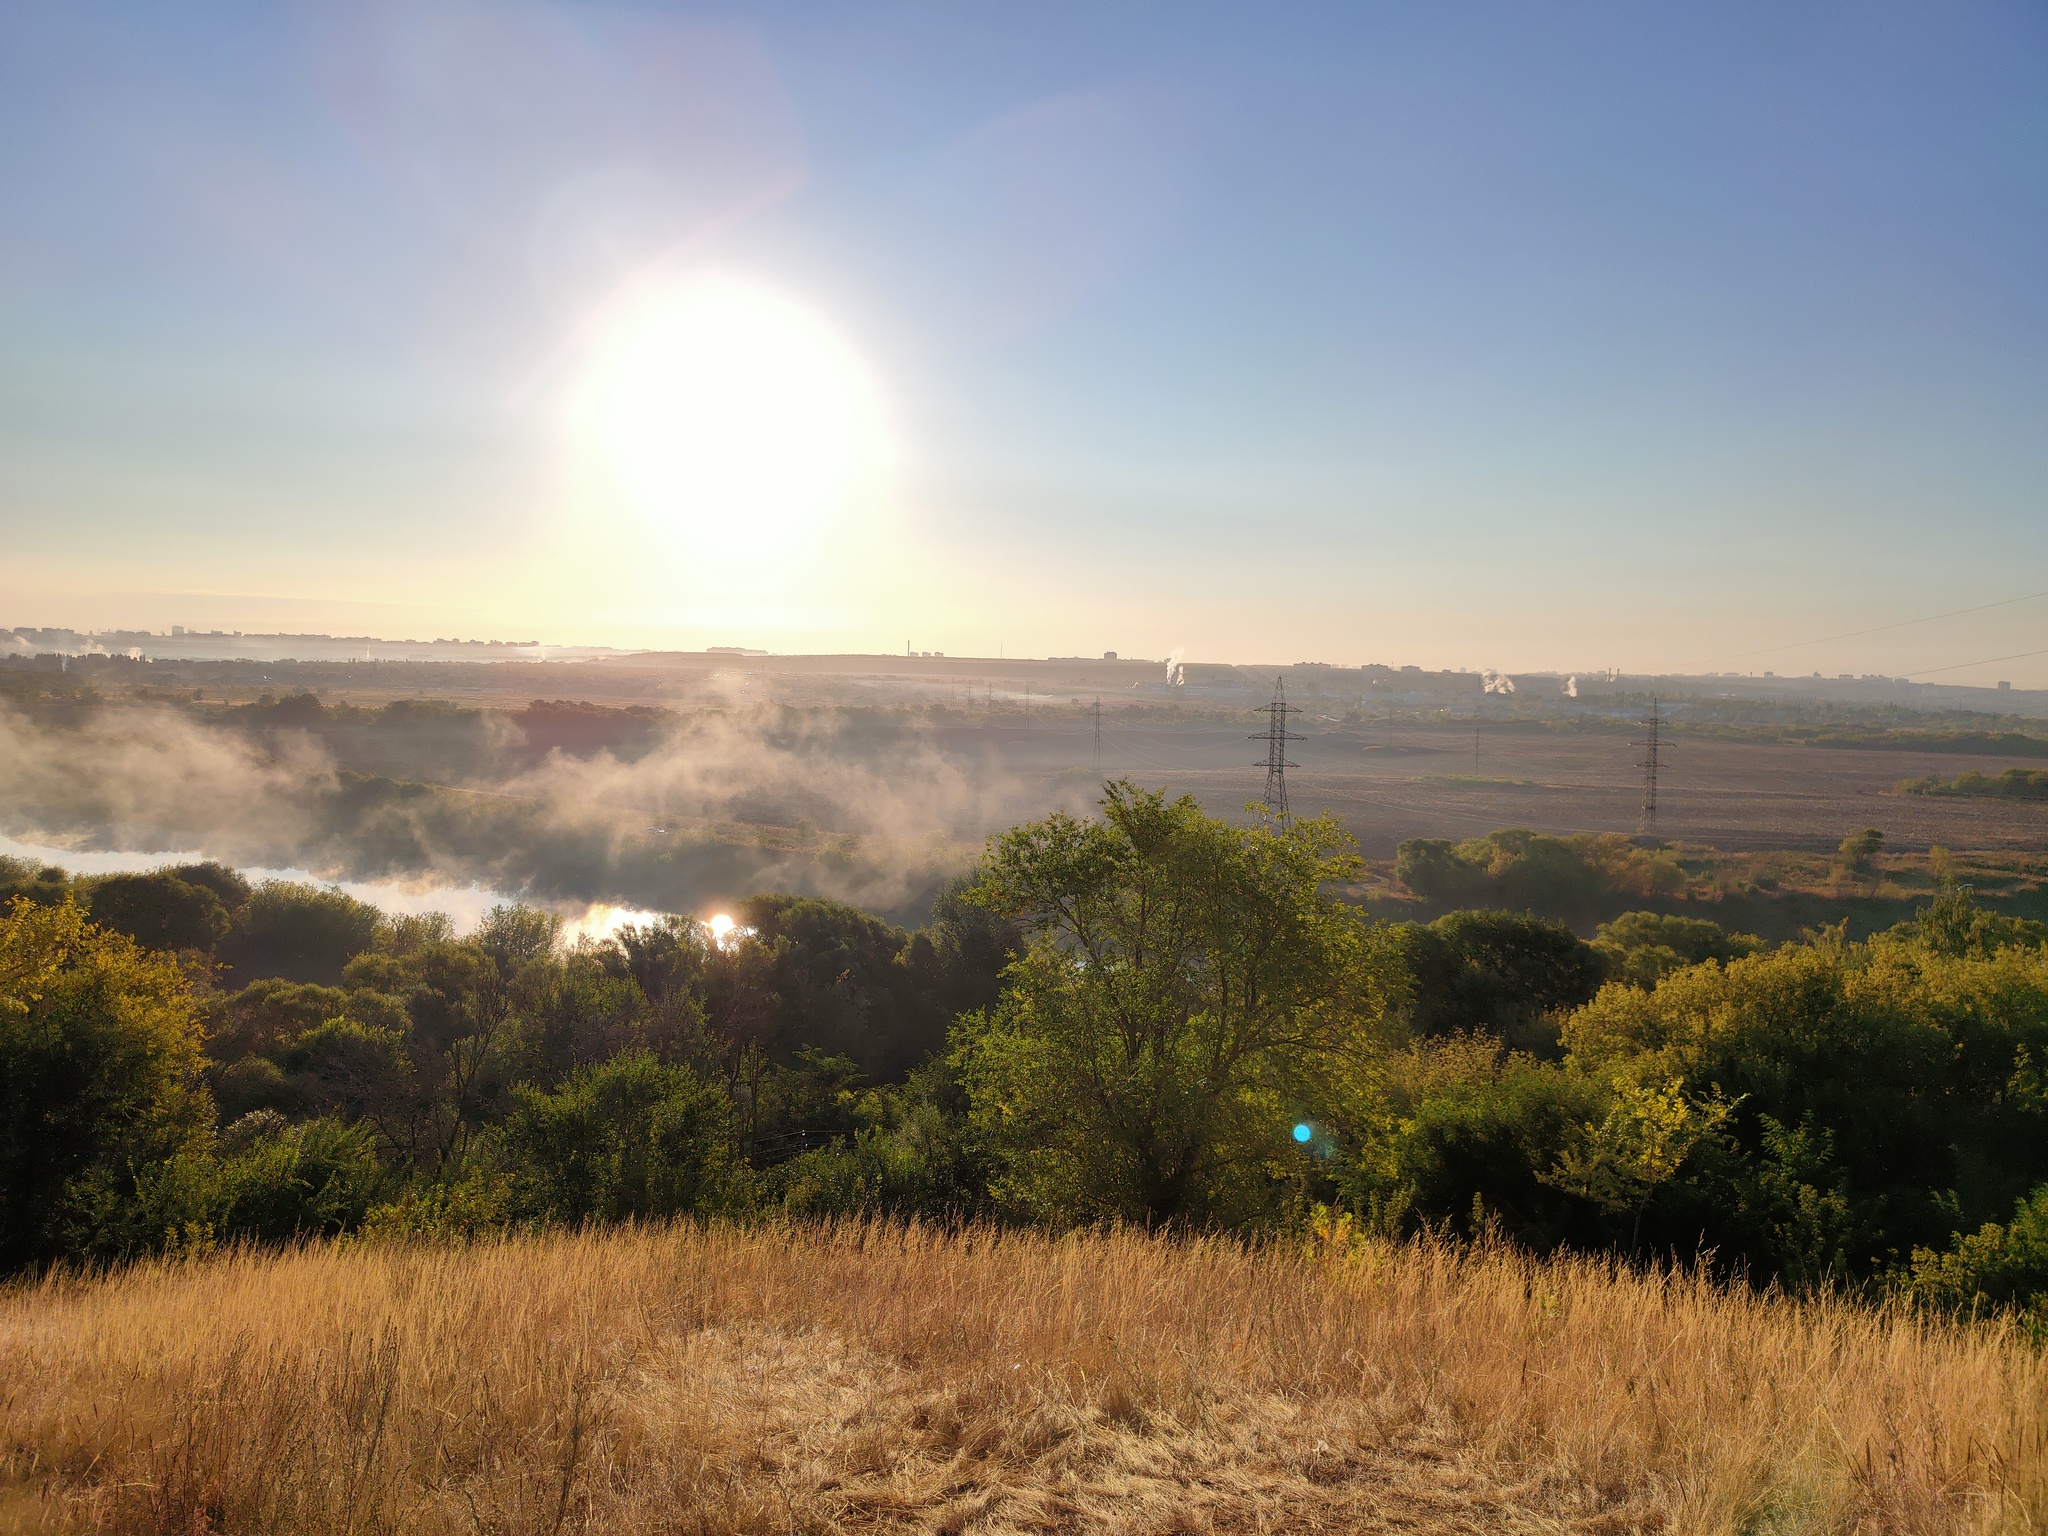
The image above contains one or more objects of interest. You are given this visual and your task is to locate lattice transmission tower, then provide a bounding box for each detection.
[1250,676,1304,821]
[1635,699,1663,832]
[1092,697,1102,777]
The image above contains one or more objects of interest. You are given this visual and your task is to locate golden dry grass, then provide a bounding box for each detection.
[1,1222,2043,1534]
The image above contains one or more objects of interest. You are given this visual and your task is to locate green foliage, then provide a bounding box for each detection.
[1395,910,1604,1046]
[212,1053,299,1120]
[1563,939,2048,1277]
[1907,1183,2048,1321]
[1902,879,2048,958]
[85,872,230,953]
[0,899,214,1267]
[358,1166,515,1240]
[209,978,397,1061]
[162,861,250,911]
[226,881,381,984]
[738,895,954,1081]
[14,795,2048,1304]
[774,1054,993,1221]
[1394,828,1684,919]
[1334,1036,1608,1247]
[0,858,75,909]
[1899,766,2048,800]
[209,1115,385,1241]
[501,1051,739,1223]
[1592,911,1764,988]
[1838,827,1885,874]
[951,782,1403,1226]
[1539,1073,1735,1246]
[376,910,454,955]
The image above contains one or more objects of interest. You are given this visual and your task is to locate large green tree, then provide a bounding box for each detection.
[953,782,1404,1226]
[0,899,214,1266]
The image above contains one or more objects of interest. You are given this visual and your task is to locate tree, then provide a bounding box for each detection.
[1540,1073,1735,1249]
[952,782,1404,1226]
[1397,910,1604,1045]
[0,899,213,1266]
[225,881,381,983]
[86,872,230,953]
[1905,879,2048,959]
[1591,911,1764,989]
[1838,827,1885,878]
[163,861,251,913]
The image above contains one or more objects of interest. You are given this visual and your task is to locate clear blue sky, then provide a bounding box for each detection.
[3,3,2044,681]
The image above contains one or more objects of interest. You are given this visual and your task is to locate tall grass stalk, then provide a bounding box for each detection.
[1,1221,2042,1533]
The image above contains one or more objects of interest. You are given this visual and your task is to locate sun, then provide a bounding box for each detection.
[578,276,882,571]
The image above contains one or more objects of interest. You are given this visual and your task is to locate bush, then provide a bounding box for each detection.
[776,1126,948,1219]
[212,1053,300,1121]
[502,1051,740,1223]
[1335,1037,1609,1247]
[212,1117,384,1242]
[1900,880,2048,959]
[1838,827,1884,875]
[1394,829,1684,919]
[1908,1184,2048,1321]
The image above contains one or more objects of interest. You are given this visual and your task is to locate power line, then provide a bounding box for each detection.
[1711,587,2048,664]
[1249,675,1304,821]
[1903,645,2048,680]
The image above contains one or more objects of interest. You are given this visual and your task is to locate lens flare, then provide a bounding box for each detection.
[1292,1122,1313,1144]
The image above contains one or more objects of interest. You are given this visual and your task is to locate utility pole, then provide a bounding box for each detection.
[1092,696,1102,777]
[1250,676,1304,821]
[1636,699,1663,832]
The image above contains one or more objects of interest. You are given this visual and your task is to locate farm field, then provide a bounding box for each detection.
[933,718,2048,857]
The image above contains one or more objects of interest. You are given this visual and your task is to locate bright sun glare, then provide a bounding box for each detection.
[583,277,881,571]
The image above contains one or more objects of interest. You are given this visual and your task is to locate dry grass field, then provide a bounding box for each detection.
[2,1222,2043,1535]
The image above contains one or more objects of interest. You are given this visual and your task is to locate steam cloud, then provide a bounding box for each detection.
[0,700,1090,922]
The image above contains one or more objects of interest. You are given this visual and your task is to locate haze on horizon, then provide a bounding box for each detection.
[2,3,2044,684]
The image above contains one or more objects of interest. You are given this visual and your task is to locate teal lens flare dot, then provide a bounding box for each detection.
[1292,1123,1312,1143]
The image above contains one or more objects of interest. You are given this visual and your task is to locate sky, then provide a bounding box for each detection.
[2,2,2045,683]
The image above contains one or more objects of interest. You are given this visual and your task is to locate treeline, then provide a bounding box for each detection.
[6,789,2048,1328]
[1900,766,2048,801]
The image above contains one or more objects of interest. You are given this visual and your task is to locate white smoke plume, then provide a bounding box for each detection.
[1164,647,1186,686]
[0,698,1093,920]
[1563,675,1578,698]
[1481,669,1516,695]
